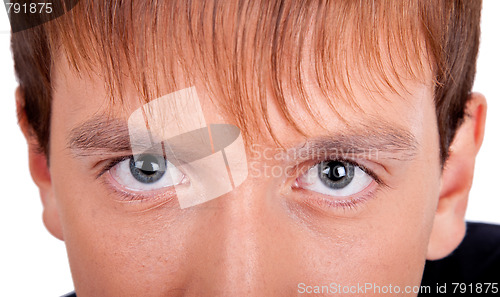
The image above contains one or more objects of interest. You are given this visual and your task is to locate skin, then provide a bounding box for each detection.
[18,33,486,297]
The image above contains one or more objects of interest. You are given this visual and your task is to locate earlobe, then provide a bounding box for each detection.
[426,93,487,260]
[16,87,64,241]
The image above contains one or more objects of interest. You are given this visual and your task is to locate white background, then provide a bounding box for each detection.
[0,1,499,296]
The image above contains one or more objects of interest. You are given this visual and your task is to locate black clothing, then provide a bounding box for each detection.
[419,222,500,296]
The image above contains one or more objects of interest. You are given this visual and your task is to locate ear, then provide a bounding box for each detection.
[426,92,487,260]
[16,87,64,241]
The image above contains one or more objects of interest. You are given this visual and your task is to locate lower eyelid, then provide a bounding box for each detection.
[101,171,181,203]
[311,186,376,210]
[292,180,379,212]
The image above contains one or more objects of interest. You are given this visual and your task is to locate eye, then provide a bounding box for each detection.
[109,154,186,191]
[296,160,374,197]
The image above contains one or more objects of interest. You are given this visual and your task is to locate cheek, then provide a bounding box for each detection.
[296,159,441,291]
[50,159,194,296]
[297,202,435,291]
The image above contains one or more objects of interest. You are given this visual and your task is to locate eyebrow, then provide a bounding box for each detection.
[68,116,213,160]
[287,126,419,162]
[68,115,419,161]
[68,116,132,156]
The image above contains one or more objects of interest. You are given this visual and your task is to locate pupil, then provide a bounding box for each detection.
[129,154,166,184]
[136,155,158,175]
[329,164,346,181]
[140,168,155,176]
[318,160,355,189]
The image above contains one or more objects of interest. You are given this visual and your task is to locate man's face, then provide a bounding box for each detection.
[48,46,441,296]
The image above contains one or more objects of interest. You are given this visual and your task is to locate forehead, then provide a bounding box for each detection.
[50,0,434,145]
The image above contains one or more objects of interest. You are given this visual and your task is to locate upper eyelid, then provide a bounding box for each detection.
[305,158,385,187]
[97,153,188,179]
[97,154,386,189]
[96,155,130,179]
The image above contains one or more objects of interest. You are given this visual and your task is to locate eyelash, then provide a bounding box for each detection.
[292,157,386,211]
[97,155,178,204]
[96,155,386,210]
[97,156,129,179]
[296,182,377,211]
[298,156,384,184]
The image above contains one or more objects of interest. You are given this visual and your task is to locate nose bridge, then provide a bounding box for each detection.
[188,181,279,296]
[216,183,267,288]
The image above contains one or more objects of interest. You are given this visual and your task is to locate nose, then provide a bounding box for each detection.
[181,180,299,296]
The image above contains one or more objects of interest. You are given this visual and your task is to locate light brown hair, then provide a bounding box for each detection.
[11,0,482,163]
